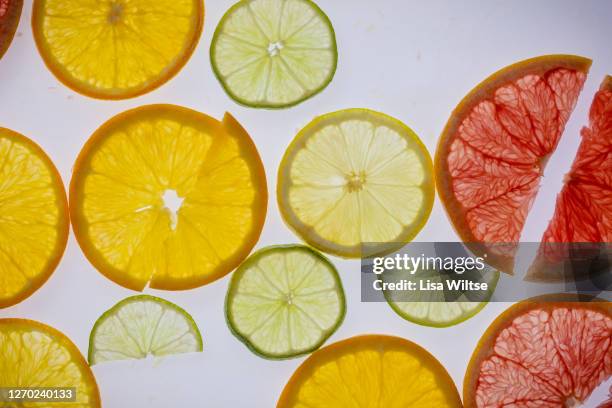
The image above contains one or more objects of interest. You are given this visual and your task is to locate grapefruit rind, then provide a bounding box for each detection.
[0,0,22,59]
[277,334,462,407]
[0,128,69,309]
[70,105,267,291]
[463,294,611,408]
[435,55,592,273]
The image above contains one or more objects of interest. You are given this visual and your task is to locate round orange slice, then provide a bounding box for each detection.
[70,105,267,291]
[0,318,100,407]
[277,335,462,407]
[32,0,204,99]
[0,128,68,309]
[435,55,591,273]
[464,295,611,408]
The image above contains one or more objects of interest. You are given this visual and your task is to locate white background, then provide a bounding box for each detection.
[1,0,611,406]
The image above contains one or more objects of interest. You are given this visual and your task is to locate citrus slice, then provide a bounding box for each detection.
[226,245,345,359]
[88,295,202,365]
[70,104,267,291]
[383,262,499,327]
[278,108,434,258]
[0,128,69,309]
[435,55,591,273]
[210,0,337,108]
[277,335,462,407]
[464,295,611,408]
[0,318,100,407]
[0,0,22,59]
[32,0,204,99]
[529,76,612,282]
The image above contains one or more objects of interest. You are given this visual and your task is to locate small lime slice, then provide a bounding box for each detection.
[88,295,202,365]
[383,263,499,327]
[210,0,337,108]
[226,245,345,359]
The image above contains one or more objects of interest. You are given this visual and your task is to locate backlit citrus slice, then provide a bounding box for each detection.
[278,109,434,258]
[464,295,611,408]
[70,105,267,291]
[435,55,591,273]
[32,0,204,99]
[0,319,101,407]
[88,295,202,365]
[210,0,337,108]
[529,76,612,281]
[0,128,69,309]
[226,245,345,359]
[0,0,22,59]
[277,335,462,407]
[383,263,499,327]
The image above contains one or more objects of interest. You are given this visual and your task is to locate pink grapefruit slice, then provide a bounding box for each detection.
[528,76,612,281]
[435,55,591,273]
[464,295,611,408]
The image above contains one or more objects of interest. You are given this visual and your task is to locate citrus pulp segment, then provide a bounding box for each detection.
[70,105,267,291]
[0,128,69,309]
[277,335,462,407]
[528,76,612,281]
[0,0,22,59]
[88,295,202,365]
[210,0,337,108]
[0,319,101,407]
[464,295,611,408]
[277,109,434,258]
[435,55,591,273]
[383,265,499,327]
[32,0,204,99]
[226,245,345,359]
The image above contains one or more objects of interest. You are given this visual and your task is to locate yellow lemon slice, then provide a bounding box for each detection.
[0,319,100,407]
[0,128,68,309]
[277,109,434,258]
[277,335,462,407]
[70,105,267,291]
[32,0,204,99]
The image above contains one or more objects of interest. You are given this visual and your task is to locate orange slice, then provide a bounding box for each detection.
[0,128,68,309]
[464,295,611,408]
[32,0,204,99]
[70,104,267,291]
[277,335,462,407]
[0,318,100,407]
[435,55,591,272]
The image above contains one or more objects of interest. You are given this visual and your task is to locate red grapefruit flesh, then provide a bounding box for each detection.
[0,0,22,59]
[528,77,612,281]
[436,55,590,272]
[464,296,611,408]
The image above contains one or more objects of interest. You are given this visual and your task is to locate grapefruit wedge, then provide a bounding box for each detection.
[464,295,611,408]
[435,55,591,273]
[528,76,612,281]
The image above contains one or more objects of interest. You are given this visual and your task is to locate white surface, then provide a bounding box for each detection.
[1,0,611,407]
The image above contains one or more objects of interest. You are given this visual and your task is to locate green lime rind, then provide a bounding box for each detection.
[383,266,500,328]
[225,244,346,360]
[210,0,338,109]
[88,294,203,365]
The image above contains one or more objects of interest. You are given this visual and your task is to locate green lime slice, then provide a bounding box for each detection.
[226,245,345,359]
[383,262,499,328]
[210,0,337,108]
[88,295,203,365]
